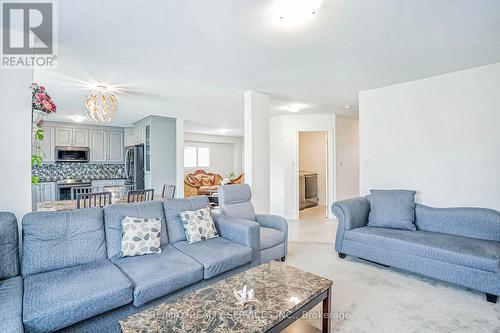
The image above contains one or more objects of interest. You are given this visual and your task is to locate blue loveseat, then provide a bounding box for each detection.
[2,196,260,333]
[332,197,500,303]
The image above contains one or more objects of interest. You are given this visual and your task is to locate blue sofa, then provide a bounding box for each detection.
[332,197,500,303]
[0,212,24,333]
[3,196,260,333]
[218,184,288,263]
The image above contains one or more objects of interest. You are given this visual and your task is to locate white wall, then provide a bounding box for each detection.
[299,132,327,205]
[335,116,359,201]
[244,91,270,213]
[150,116,178,196]
[270,114,335,219]
[0,71,33,220]
[184,133,243,178]
[359,62,500,210]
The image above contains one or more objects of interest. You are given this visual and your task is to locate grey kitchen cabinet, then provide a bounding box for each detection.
[91,179,127,190]
[89,130,124,163]
[89,130,106,162]
[32,182,56,205]
[55,127,89,147]
[107,131,124,162]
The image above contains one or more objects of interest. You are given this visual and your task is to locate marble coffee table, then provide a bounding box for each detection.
[120,262,333,333]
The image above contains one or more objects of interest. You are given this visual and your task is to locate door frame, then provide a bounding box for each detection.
[295,129,335,219]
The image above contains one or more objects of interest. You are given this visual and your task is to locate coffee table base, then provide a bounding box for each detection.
[266,287,331,333]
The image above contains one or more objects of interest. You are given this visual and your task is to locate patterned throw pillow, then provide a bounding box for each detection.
[178,207,218,244]
[120,217,162,257]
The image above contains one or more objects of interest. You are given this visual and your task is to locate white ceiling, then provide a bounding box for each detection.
[35,0,500,136]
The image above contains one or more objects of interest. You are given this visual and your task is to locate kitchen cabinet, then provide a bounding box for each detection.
[145,124,151,172]
[89,129,124,163]
[134,123,145,144]
[55,127,89,147]
[144,173,152,189]
[107,131,124,162]
[89,130,106,161]
[32,182,56,205]
[124,128,135,147]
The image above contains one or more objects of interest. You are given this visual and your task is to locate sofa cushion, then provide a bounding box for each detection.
[0,212,19,280]
[104,201,167,259]
[346,227,500,273]
[0,276,23,333]
[415,204,500,242]
[368,190,416,231]
[260,227,285,250]
[173,237,253,279]
[164,196,210,243]
[23,260,133,333]
[113,245,204,306]
[21,208,107,276]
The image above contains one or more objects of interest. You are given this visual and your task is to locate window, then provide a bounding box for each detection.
[184,146,210,168]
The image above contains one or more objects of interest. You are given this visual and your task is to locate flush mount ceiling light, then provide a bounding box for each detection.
[270,0,323,27]
[344,104,353,109]
[84,85,118,123]
[286,104,302,113]
[216,128,230,135]
[69,115,86,123]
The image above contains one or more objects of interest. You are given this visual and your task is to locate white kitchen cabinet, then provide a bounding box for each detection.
[89,130,106,162]
[73,128,89,147]
[55,127,89,147]
[144,173,152,189]
[32,182,56,204]
[124,128,135,147]
[107,131,124,162]
[134,124,145,144]
[55,127,72,146]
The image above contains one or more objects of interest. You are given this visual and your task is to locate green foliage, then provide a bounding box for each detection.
[31,154,43,167]
[35,129,44,140]
[31,175,39,186]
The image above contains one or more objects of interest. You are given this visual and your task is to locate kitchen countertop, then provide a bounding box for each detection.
[37,194,164,212]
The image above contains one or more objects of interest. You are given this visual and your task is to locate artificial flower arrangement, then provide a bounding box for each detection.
[31,83,57,185]
[32,82,57,113]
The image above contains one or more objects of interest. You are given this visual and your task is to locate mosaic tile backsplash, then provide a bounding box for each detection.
[33,163,126,182]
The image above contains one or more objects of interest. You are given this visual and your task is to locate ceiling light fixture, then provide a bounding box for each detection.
[216,128,230,135]
[287,104,302,113]
[84,85,118,123]
[344,104,352,109]
[70,115,86,123]
[270,0,322,27]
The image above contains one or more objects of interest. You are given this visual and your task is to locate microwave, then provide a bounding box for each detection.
[55,146,90,163]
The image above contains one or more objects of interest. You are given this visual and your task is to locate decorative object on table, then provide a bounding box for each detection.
[178,206,218,244]
[120,216,162,257]
[84,85,118,123]
[31,82,57,185]
[233,285,257,306]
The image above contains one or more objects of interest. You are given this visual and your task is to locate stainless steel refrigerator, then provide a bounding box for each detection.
[125,144,145,190]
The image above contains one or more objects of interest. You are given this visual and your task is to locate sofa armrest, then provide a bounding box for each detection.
[212,214,261,266]
[255,214,288,234]
[331,197,370,253]
[331,197,370,230]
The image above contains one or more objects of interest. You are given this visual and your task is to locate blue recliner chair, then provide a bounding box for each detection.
[218,184,288,263]
[0,212,23,333]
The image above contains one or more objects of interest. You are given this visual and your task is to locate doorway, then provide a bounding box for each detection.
[298,131,328,219]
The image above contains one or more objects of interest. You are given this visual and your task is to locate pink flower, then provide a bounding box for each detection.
[39,86,45,92]
[36,119,45,127]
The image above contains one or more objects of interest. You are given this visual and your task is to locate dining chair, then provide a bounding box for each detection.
[162,184,176,199]
[127,189,155,203]
[76,191,113,209]
[71,186,95,200]
[104,184,133,198]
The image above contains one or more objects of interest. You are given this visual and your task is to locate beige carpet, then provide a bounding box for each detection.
[283,215,500,332]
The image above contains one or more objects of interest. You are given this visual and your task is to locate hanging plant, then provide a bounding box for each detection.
[31,83,57,185]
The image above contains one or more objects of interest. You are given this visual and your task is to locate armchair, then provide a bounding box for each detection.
[218,184,288,263]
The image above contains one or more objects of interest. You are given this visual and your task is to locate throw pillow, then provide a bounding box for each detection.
[178,207,218,244]
[368,190,417,231]
[120,217,162,257]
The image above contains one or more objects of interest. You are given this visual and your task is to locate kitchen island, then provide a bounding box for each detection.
[37,194,164,212]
